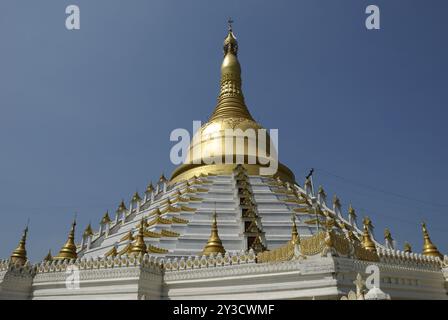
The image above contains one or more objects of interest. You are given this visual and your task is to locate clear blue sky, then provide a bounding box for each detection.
[1,0,447,261]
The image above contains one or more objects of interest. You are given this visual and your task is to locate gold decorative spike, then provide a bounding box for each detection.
[43,249,53,262]
[291,214,300,245]
[101,211,111,224]
[117,200,127,212]
[361,224,376,253]
[10,226,29,266]
[403,242,412,253]
[83,223,94,237]
[129,219,147,256]
[54,219,78,260]
[202,211,226,255]
[146,182,154,193]
[421,222,442,258]
[132,191,141,202]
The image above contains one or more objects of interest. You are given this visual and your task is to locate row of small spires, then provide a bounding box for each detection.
[8,172,222,265]
[9,211,224,265]
[299,175,443,258]
[9,211,443,267]
[8,171,444,265]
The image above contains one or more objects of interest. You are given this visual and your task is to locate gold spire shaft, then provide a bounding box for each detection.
[54,219,78,260]
[421,222,442,258]
[202,211,226,255]
[208,20,254,122]
[10,226,28,266]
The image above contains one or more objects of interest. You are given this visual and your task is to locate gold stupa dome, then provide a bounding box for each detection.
[170,21,294,184]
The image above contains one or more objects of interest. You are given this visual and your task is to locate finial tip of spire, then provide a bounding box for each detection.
[227,17,234,31]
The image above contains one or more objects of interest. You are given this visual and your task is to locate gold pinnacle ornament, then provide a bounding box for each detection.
[54,219,78,260]
[169,20,295,184]
[202,211,226,255]
[10,226,29,266]
[130,219,147,256]
[421,222,442,258]
[361,223,376,252]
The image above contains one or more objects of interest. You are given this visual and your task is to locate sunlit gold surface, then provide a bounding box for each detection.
[202,212,225,255]
[54,219,78,260]
[361,224,376,253]
[10,226,28,266]
[130,220,147,255]
[421,222,442,258]
[170,24,294,184]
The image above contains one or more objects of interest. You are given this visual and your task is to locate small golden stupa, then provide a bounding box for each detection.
[421,222,442,258]
[202,211,226,255]
[54,219,78,260]
[10,226,29,266]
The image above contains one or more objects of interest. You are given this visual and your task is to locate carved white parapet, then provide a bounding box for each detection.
[164,250,256,272]
[377,247,442,269]
[35,254,163,274]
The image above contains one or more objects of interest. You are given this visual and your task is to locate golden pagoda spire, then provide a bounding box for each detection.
[421,222,442,258]
[202,210,226,255]
[130,219,147,256]
[54,218,78,260]
[290,214,300,245]
[169,20,296,184]
[209,18,254,122]
[10,225,29,266]
[361,221,376,252]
